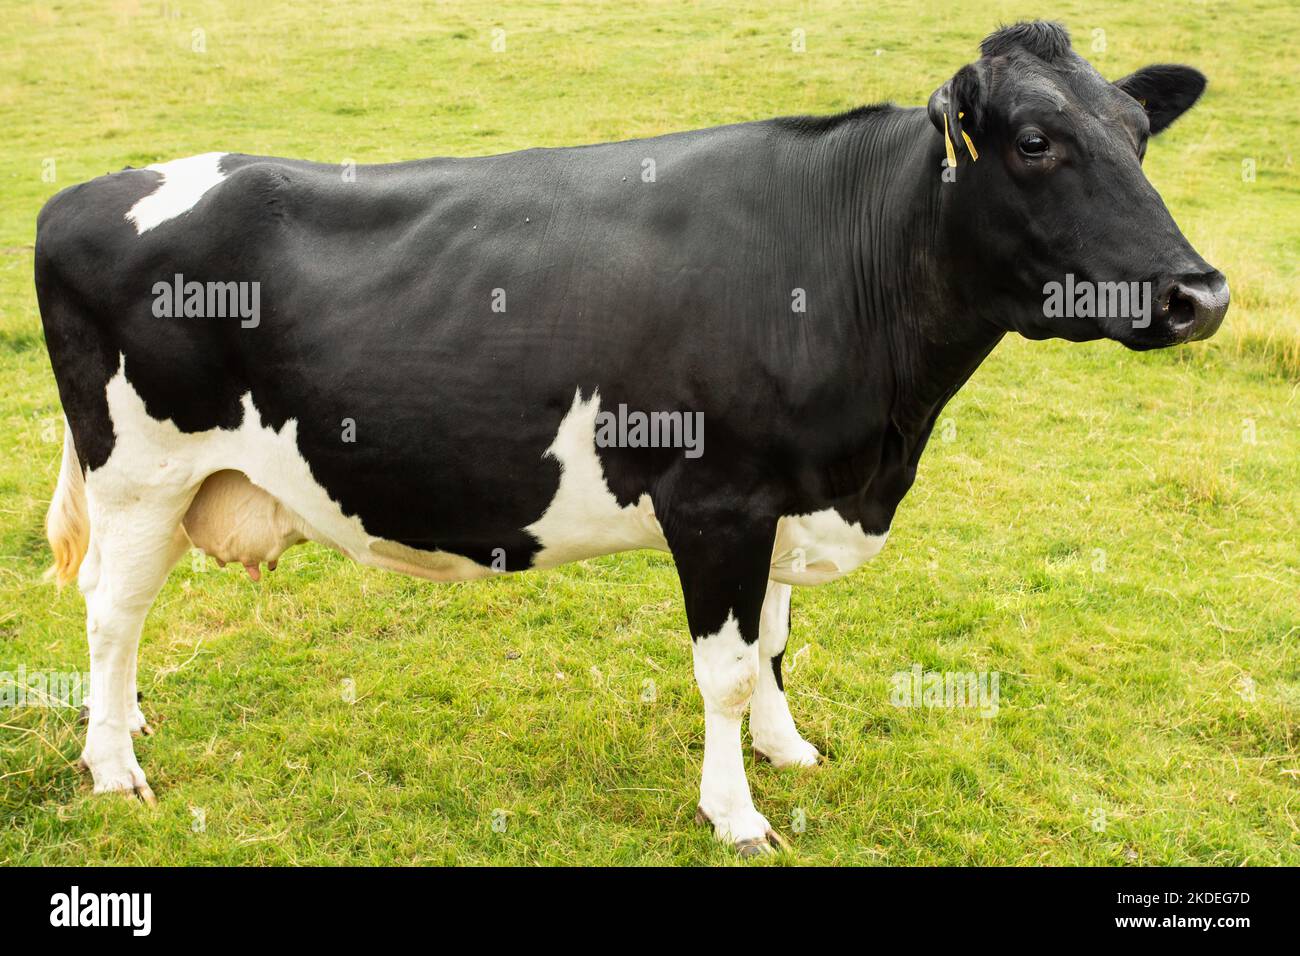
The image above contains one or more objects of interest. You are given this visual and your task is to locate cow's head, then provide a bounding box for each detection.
[930,21,1228,349]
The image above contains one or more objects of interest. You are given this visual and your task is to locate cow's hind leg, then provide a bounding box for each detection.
[750,581,821,767]
[77,487,190,803]
[667,511,785,856]
[73,538,155,738]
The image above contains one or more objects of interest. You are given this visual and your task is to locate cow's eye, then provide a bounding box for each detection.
[1017,132,1049,156]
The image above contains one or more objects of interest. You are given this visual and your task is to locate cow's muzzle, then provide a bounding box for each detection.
[1154,270,1230,345]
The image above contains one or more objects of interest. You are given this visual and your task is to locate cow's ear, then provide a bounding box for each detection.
[1114,65,1206,135]
[928,62,989,164]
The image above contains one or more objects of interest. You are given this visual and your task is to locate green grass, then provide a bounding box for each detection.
[1,0,1297,865]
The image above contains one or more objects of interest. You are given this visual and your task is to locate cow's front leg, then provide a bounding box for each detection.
[750,581,821,767]
[667,512,784,855]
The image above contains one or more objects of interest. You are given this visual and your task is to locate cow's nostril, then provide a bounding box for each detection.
[1167,288,1198,330]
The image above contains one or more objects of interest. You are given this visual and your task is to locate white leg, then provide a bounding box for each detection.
[78,487,188,802]
[693,614,775,853]
[750,581,820,767]
[79,661,148,734]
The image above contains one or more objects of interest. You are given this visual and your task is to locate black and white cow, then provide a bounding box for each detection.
[37,22,1227,854]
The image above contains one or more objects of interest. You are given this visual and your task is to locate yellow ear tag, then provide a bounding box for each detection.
[957,110,979,161]
[942,112,957,168]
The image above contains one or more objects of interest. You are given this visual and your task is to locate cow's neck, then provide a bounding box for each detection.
[781,108,1005,509]
[862,110,1002,422]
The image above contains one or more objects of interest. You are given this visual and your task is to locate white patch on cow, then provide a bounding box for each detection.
[692,613,769,844]
[125,152,228,235]
[769,508,888,585]
[96,357,496,582]
[525,389,668,567]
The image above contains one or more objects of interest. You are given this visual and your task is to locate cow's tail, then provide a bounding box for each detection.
[45,419,89,587]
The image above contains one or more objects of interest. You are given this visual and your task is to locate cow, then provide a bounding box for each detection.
[35,21,1228,855]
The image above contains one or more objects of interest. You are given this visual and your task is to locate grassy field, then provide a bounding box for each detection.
[1,0,1297,866]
